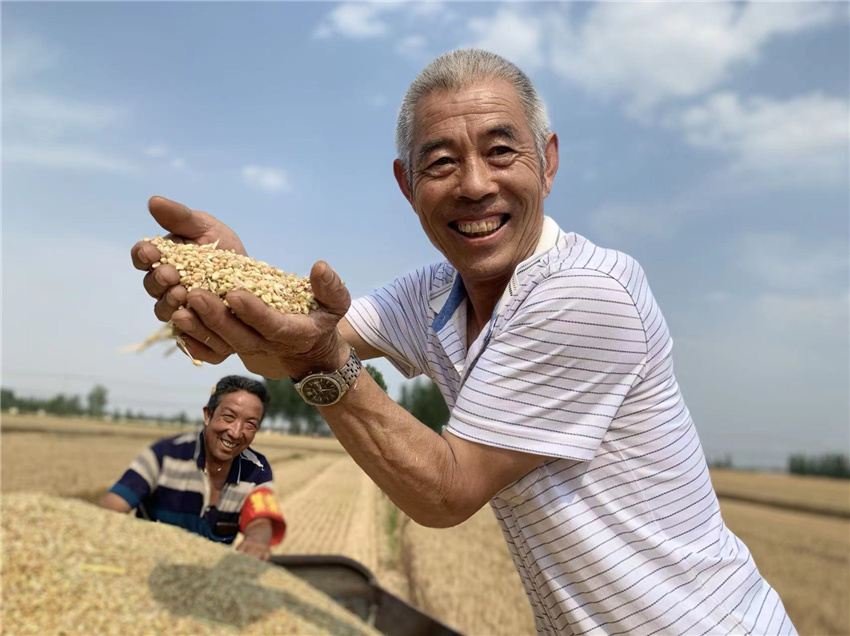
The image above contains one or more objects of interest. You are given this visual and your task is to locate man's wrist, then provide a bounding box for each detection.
[243,517,273,544]
[288,335,351,381]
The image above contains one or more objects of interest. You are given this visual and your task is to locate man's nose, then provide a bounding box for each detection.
[456,156,498,201]
[227,420,244,438]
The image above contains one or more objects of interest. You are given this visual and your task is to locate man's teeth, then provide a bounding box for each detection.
[220,438,237,449]
[456,219,503,236]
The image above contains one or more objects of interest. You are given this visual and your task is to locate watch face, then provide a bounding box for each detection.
[300,376,343,406]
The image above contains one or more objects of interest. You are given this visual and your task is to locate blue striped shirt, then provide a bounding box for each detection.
[109,431,274,544]
[346,217,796,635]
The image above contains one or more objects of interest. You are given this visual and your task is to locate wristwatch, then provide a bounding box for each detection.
[292,347,362,407]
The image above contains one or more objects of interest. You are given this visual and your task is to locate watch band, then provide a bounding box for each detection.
[335,347,362,391]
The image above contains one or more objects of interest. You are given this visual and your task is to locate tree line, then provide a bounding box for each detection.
[2,385,113,419]
[6,380,843,476]
[261,369,451,436]
[788,453,849,479]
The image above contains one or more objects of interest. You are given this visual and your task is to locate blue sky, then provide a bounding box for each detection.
[2,1,848,469]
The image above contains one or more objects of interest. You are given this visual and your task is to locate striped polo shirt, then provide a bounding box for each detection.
[109,431,275,544]
[346,217,796,635]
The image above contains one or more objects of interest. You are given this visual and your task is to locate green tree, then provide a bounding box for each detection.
[87,385,109,417]
[1,388,16,410]
[789,453,849,479]
[398,379,449,433]
[264,378,317,435]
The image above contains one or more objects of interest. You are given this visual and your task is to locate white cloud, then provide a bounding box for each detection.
[145,145,169,158]
[409,2,450,20]
[3,143,139,174]
[395,34,428,60]
[736,232,848,292]
[241,165,291,193]
[314,3,397,39]
[466,7,545,70]
[169,157,187,170]
[750,292,849,334]
[2,32,59,82]
[590,201,691,243]
[5,93,127,140]
[547,2,841,113]
[671,92,849,189]
[3,31,135,174]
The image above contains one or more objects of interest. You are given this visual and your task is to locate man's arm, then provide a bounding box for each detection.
[99,491,133,513]
[320,354,545,527]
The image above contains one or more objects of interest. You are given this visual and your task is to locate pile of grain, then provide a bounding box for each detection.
[1,493,379,636]
[148,236,318,315]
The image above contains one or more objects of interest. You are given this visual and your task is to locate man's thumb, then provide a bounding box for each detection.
[148,196,210,239]
[310,261,351,317]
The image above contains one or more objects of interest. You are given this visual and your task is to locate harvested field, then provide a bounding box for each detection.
[401,507,535,636]
[0,414,342,501]
[2,416,848,635]
[1,493,378,636]
[1,425,164,500]
[711,468,850,517]
[719,498,850,636]
[274,456,385,574]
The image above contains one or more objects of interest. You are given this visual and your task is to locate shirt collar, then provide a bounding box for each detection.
[430,215,562,328]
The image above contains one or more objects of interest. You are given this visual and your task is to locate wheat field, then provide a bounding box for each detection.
[2,414,848,635]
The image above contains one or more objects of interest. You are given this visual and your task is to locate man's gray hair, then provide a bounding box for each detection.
[395,48,550,180]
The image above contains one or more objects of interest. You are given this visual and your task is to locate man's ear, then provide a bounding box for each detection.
[393,159,413,205]
[542,132,560,197]
[202,406,210,427]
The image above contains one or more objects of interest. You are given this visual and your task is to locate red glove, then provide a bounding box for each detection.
[239,487,286,546]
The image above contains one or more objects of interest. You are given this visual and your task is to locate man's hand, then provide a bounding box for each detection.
[131,196,247,325]
[236,518,273,561]
[235,537,272,561]
[171,260,352,379]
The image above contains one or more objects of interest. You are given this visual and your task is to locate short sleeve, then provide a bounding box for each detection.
[446,271,648,461]
[346,267,437,379]
[109,444,162,508]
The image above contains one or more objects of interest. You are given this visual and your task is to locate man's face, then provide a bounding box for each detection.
[202,390,263,463]
[396,79,558,294]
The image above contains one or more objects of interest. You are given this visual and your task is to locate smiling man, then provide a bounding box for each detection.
[132,50,795,634]
[100,376,285,561]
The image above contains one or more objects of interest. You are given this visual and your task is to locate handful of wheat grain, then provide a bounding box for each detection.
[148,236,319,315]
[122,238,320,366]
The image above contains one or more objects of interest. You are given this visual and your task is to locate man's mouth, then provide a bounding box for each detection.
[452,214,508,238]
[220,438,239,450]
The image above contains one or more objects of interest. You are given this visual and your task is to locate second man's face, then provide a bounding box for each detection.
[403,79,557,297]
[203,390,263,463]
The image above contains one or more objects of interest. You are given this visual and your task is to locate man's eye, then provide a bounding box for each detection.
[428,157,453,168]
[491,146,513,155]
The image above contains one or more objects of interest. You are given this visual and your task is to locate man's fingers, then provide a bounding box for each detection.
[154,286,188,322]
[171,307,235,355]
[143,264,181,299]
[310,261,351,318]
[131,241,162,271]
[148,196,212,240]
[225,291,317,346]
[176,333,231,365]
[186,290,266,352]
